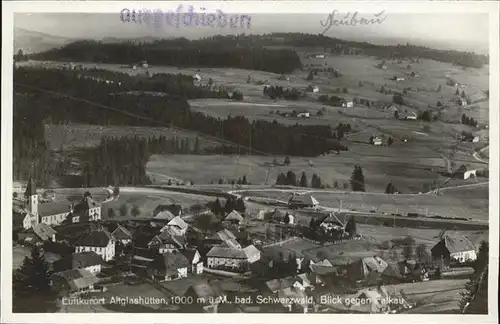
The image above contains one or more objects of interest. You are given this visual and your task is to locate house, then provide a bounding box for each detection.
[149,230,186,253]
[224,210,244,225]
[74,229,116,262]
[154,210,176,221]
[162,216,189,235]
[297,111,311,118]
[183,282,226,313]
[342,100,354,108]
[207,229,241,249]
[147,251,190,281]
[319,213,345,232]
[18,223,57,245]
[206,244,260,272]
[431,235,477,266]
[141,61,148,69]
[312,86,319,93]
[181,249,204,274]
[288,194,319,209]
[72,195,102,222]
[471,136,480,143]
[372,136,383,146]
[395,77,405,82]
[53,251,105,275]
[347,256,389,281]
[153,204,182,218]
[405,112,417,120]
[109,223,133,245]
[50,268,100,296]
[193,74,202,82]
[315,54,325,59]
[454,165,477,180]
[410,72,419,78]
[456,98,467,106]
[310,264,339,286]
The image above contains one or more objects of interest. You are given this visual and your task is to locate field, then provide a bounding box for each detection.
[101,187,218,220]
[45,123,218,151]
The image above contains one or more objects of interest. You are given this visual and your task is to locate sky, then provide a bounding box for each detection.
[14,12,489,54]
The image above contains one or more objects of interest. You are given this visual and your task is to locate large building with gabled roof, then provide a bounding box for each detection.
[75,229,116,262]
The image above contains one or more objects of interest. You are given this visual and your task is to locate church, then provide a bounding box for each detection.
[21,177,102,230]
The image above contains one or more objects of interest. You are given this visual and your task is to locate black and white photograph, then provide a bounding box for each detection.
[1,1,498,322]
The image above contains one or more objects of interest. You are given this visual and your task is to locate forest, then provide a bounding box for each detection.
[14,67,348,158]
[28,38,302,74]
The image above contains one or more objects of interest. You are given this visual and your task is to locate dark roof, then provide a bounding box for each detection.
[266,277,296,292]
[73,197,100,213]
[207,246,247,259]
[225,210,244,222]
[32,223,57,241]
[112,224,133,240]
[157,230,186,248]
[311,264,338,275]
[153,204,182,217]
[54,252,104,272]
[51,268,99,291]
[38,202,71,216]
[25,177,36,197]
[443,235,476,254]
[288,194,319,206]
[181,249,199,263]
[75,230,114,247]
[152,252,190,276]
[184,282,225,302]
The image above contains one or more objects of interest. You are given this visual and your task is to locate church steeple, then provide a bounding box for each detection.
[24,176,38,217]
[25,176,37,198]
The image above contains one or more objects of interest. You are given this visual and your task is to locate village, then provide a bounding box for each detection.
[12,174,485,313]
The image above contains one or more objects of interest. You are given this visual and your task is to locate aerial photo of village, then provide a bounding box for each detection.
[10,10,490,315]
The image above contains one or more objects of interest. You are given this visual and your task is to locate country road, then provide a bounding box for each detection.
[472,145,489,164]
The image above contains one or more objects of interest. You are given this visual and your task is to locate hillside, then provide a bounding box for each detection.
[14,27,74,54]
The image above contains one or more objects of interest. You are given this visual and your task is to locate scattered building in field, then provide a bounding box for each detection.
[319,213,345,231]
[154,204,183,218]
[431,235,477,266]
[315,54,325,59]
[395,77,405,82]
[456,97,468,106]
[472,136,480,143]
[297,111,311,118]
[405,112,418,120]
[148,251,190,281]
[74,229,116,262]
[141,61,148,69]
[50,268,100,296]
[454,165,477,180]
[372,136,383,146]
[410,72,419,78]
[53,251,105,275]
[342,100,354,108]
[288,194,319,209]
[206,244,260,272]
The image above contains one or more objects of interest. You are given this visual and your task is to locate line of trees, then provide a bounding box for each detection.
[15,67,348,157]
[276,171,325,188]
[461,114,478,127]
[263,85,302,100]
[29,38,302,74]
[459,241,488,314]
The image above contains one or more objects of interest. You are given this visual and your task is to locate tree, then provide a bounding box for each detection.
[286,171,297,186]
[385,182,397,194]
[394,110,399,119]
[119,204,128,217]
[358,80,363,87]
[461,90,466,98]
[311,174,322,189]
[276,173,287,185]
[345,216,357,237]
[420,110,431,122]
[436,101,442,107]
[333,180,339,189]
[131,205,141,218]
[208,77,214,86]
[241,175,248,185]
[402,245,414,260]
[416,244,428,263]
[459,241,488,314]
[13,246,58,312]
[108,208,116,220]
[393,94,404,105]
[387,137,394,147]
[234,198,246,213]
[436,84,441,92]
[342,87,348,94]
[306,70,314,81]
[380,85,385,93]
[195,213,213,233]
[455,89,460,96]
[284,213,291,225]
[299,172,308,187]
[350,165,365,192]
[284,156,291,166]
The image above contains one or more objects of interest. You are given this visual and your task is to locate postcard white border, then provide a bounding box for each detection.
[2,1,499,324]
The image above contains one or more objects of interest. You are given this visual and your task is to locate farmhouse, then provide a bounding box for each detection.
[107,223,133,245]
[372,136,383,146]
[148,251,190,281]
[224,210,244,225]
[297,111,311,118]
[456,97,467,106]
[471,136,480,143]
[405,112,417,120]
[288,194,319,209]
[181,249,204,274]
[206,244,260,271]
[72,195,102,222]
[50,268,100,296]
[208,229,241,249]
[319,213,345,232]
[149,230,186,253]
[18,223,57,245]
[162,216,189,235]
[431,235,477,266]
[341,100,354,108]
[454,165,477,180]
[75,229,116,262]
[393,76,405,82]
[53,251,105,275]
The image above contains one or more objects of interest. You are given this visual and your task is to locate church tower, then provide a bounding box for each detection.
[24,177,38,217]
